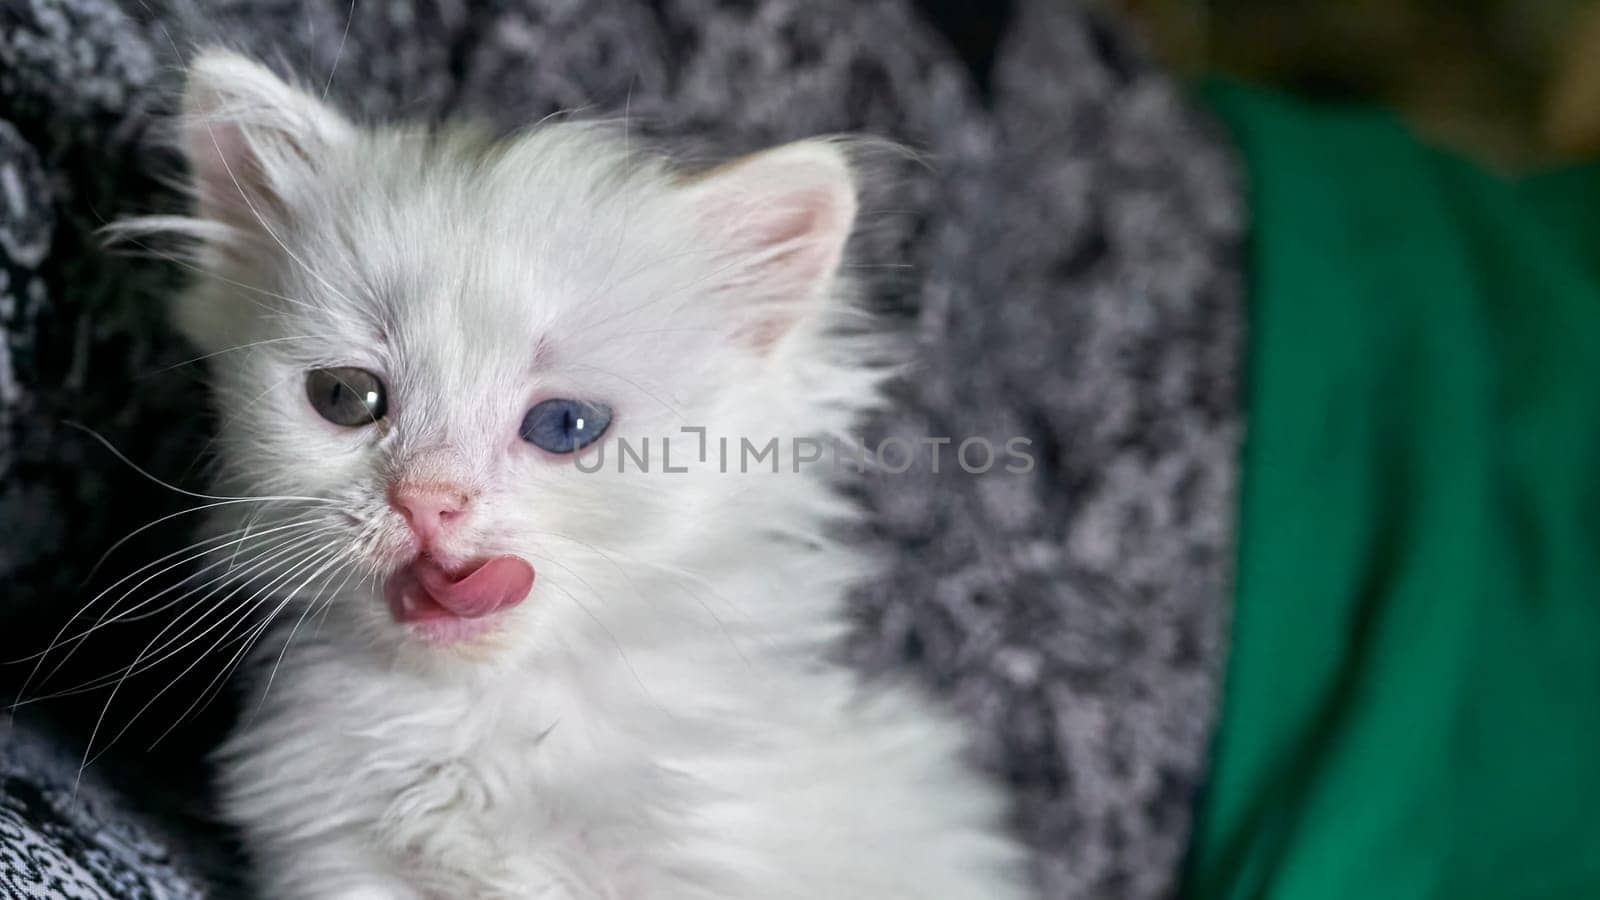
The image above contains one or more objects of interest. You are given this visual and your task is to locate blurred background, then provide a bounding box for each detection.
[1115,0,1600,165]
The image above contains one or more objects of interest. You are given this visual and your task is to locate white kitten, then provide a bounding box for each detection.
[145,50,1027,899]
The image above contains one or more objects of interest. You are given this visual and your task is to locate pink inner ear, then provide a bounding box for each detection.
[740,313,797,351]
[187,117,272,229]
[180,53,353,234]
[694,152,857,350]
[748,188,837,247]
[734,200,834,348]
[748,202,834,276]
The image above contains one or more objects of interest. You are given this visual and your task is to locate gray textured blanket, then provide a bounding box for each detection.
[0,1,1243,896]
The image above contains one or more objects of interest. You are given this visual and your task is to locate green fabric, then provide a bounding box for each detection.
[1186,83,1600,900]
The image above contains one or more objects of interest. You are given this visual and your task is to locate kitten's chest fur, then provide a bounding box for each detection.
[224,632,741,898]
[219,570,1024,900]
[341,702,677,898]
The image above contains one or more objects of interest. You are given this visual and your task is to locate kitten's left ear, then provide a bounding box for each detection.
[180,49,354,235]
[683,140,858,349]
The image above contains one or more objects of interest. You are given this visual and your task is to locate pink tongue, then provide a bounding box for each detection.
[416,556,536,619]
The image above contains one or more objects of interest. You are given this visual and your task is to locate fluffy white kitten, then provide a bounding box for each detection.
[149,50,1026,899]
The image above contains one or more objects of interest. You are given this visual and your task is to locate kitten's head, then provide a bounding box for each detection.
[155,51,878,669]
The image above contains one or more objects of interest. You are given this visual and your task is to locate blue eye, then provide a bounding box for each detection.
[520,399,612,454]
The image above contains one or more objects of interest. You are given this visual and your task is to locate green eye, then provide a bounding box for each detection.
[306,367,388,427]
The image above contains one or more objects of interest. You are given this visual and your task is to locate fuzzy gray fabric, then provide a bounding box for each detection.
[0,1,1244,897]
[0,717,208,899]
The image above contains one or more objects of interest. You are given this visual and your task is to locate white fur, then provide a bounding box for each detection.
[145,50,1027,899]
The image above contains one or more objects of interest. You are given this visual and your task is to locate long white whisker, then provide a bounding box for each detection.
[142,335,327,376]
[115,531,344,674]
[238,542,360,727]
[152,541,356,750]
[197,110,372,323]
[84,541,346,769]
[98,226,329,319]
[75,536,342,778]
[109,8,368,328]
[83,496,323,588]
[23,531,339,704]
[323,0,357,100]
[66,421,333,504]
[90,520,328,630]
[19,520,266,669]
[12,516,326,705]
[47,514,322,646]
[184,368,310,486]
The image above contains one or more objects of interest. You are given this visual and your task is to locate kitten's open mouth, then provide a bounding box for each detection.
[384,556,536,640]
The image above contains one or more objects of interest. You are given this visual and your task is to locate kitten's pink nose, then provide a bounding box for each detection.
[389,482,471,546]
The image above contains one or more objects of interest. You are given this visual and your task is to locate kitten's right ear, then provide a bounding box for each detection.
[180,50,353,235]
